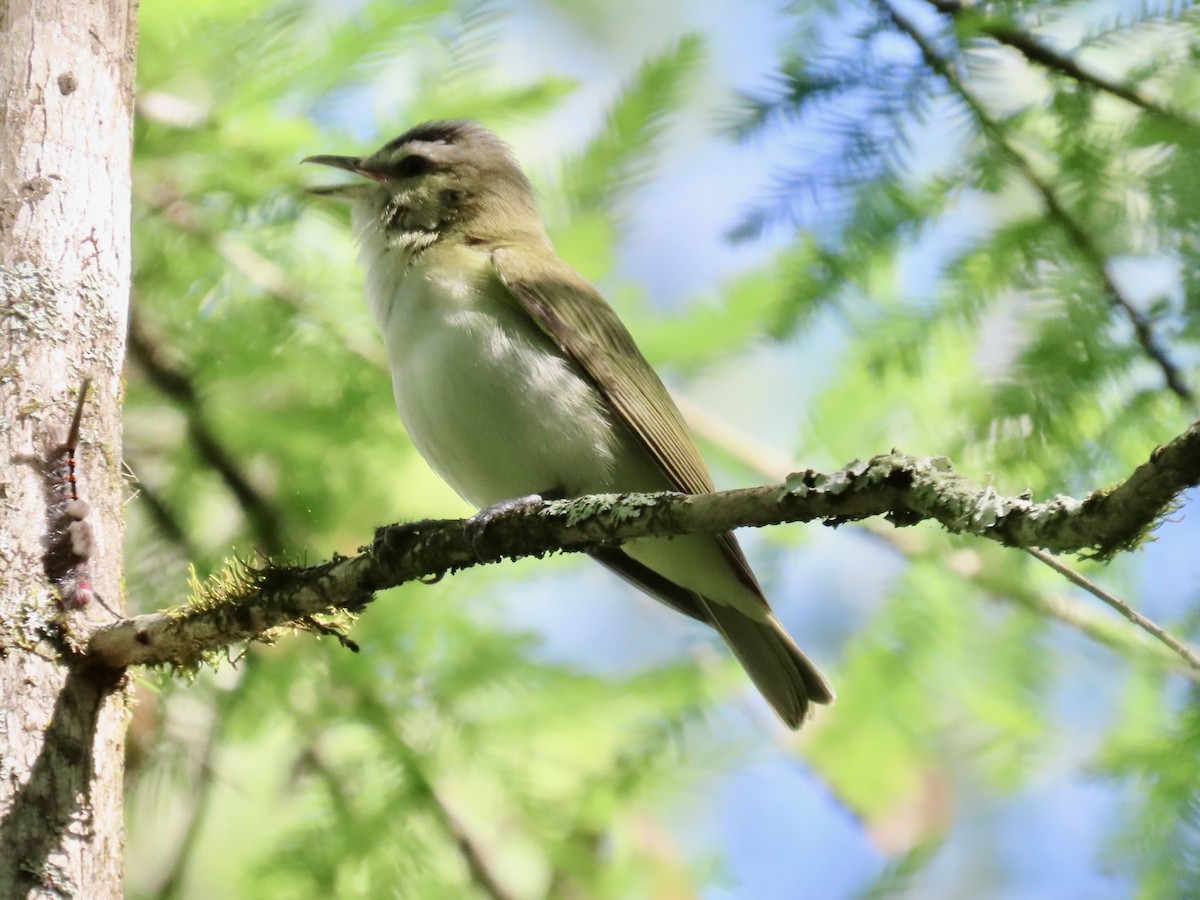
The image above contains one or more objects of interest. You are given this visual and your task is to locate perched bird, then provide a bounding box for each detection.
[303,120,834,727]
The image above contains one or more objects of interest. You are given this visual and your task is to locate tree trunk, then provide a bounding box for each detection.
[0,0,136,896]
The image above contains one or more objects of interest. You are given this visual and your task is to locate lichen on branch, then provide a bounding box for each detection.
[87,420,1200,671]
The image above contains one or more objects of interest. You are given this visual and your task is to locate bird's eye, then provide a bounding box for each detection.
[394,154,435,178]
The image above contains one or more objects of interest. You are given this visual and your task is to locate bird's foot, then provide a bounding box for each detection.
[467,492,549,558]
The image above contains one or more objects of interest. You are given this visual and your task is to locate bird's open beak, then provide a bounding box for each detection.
[301,154,385,196]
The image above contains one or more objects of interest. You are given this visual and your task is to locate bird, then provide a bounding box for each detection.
[303,119,834,727]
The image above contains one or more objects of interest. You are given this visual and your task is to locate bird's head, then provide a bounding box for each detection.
[303,119,545,252]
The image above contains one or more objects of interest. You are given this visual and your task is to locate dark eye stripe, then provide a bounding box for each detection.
[392,154,435,178]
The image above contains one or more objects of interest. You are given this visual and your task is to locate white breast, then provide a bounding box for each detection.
[358,234,620,509]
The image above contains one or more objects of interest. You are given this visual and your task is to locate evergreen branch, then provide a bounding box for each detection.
[562,33,704,216]
[149,186,386,366]
[1023,168,1195,405]
[924,0,1199,129]
[127,314,289,555]
[148,666,250,900]
[86,421,1200,671]
[877,0,1196,406]
[125,466,200,561]
[361,689,519,900]
[126,313,286,896]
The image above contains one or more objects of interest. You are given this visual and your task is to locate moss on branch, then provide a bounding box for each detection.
[87,421,1200,670]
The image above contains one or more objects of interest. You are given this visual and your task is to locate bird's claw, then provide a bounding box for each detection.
[467,493,545,557]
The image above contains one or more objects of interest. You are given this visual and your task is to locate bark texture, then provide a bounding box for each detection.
[0,0,136,896]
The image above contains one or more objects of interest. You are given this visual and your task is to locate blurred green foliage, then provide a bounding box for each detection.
[126,3,720,897]
[123,0,1200,897]
[733,0,1200,895]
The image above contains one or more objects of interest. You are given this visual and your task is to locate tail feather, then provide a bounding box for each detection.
[590,546,835,729]
[701,599,835,729]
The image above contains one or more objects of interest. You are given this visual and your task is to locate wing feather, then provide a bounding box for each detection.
[490,244,712,494]
[489,243,763,595]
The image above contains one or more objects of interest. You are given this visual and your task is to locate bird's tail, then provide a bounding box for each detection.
[701,599,835,729]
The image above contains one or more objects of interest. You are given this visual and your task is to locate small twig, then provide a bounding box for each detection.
[301,616,360,652]
[674,391,795,481]
[1025,547,1200,674]
[124,461,200,560]
[1015,165,1194,406]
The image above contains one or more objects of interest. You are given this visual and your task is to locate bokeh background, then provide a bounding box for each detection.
[122,0,1200,897]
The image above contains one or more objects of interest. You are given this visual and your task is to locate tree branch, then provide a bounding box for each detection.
[878,0,1196,406]
[85,422,1200,670]
[127,313,289,555]
[686,395,1200,677]
[925,0,1199,130]
[359,689,518,900]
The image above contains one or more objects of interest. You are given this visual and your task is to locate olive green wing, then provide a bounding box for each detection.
[489,242,764,595]
[490,242,714,495]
